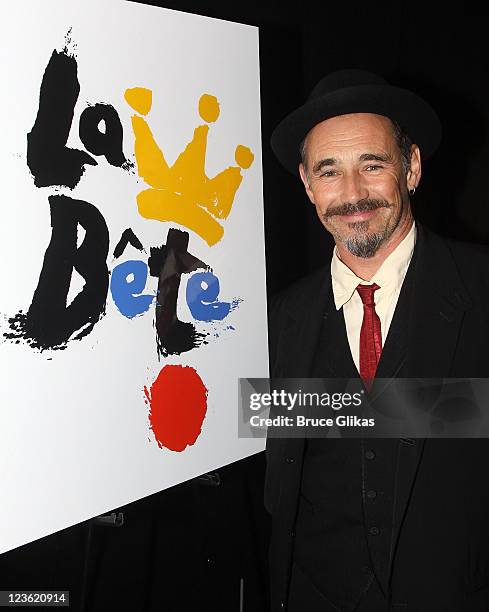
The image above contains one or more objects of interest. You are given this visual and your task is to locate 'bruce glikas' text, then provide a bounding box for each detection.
[249,414,375,428]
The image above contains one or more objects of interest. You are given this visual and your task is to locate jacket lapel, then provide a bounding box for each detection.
[277,266,334,378]
[315,286,359,378]
[386,224,472,586]
[403,224,472,379]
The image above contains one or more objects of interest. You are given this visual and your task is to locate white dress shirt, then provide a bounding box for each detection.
[330,222,417,372]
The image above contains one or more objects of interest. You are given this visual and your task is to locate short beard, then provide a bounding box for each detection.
[344,223,388,258]
[322,198,396,259]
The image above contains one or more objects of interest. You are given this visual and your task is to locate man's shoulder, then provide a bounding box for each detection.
[423,224,489,256]
[423,225,489,273]
[269,265,330,319]
[420,225,489,304]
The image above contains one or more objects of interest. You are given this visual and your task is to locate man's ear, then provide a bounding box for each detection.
[299,163,316,205]
[406,144,422,192]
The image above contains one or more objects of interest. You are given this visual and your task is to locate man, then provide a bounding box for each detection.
[265,70,489,611]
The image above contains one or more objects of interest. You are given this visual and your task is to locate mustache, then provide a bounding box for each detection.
[323,199,392,220]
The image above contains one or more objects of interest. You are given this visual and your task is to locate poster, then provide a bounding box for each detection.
[0,0,267,554]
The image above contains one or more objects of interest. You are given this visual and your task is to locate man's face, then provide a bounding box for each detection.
[299,113,420,258]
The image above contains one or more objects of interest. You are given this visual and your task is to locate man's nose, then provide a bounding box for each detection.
[342,172,369,202]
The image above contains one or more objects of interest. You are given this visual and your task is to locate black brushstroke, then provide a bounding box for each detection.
[5,195,109,350]
[113,228,145,259]
[79,103,130,168]
[27,49,97,189]
[148,229,208,356]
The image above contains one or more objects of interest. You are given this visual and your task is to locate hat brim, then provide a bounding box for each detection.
[270,84,442,176]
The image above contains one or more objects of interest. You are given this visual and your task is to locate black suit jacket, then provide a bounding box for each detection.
[266,224,489,611]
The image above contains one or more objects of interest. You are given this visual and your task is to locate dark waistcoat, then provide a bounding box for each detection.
[291,253,417,611]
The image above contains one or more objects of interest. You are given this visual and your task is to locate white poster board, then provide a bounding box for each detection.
[0,0,268,554]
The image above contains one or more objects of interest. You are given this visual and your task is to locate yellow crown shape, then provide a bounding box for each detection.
[125,87,254,246]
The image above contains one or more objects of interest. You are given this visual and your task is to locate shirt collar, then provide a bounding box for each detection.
[331,221,417,310]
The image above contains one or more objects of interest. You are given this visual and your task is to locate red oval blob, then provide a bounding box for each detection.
[144,364,208,452]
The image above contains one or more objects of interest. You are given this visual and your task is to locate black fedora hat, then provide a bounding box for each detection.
[270,69,442,176]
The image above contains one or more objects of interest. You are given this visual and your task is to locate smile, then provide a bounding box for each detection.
[337,208,378,222]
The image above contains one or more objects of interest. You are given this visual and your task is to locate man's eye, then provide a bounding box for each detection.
[366,165,382,171]
[320,169,337,177]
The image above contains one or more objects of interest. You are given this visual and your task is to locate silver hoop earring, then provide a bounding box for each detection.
[409,187,416,196]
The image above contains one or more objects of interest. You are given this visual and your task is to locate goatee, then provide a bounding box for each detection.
[344,224,389,258]
[322,198,396,259]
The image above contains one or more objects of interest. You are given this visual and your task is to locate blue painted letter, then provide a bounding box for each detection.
[110,260,154,318]
[186,272,231,321]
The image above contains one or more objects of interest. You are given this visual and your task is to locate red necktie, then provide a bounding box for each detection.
[356,283,382,389]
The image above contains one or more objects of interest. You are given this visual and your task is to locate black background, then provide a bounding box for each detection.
[1,2,489,610]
